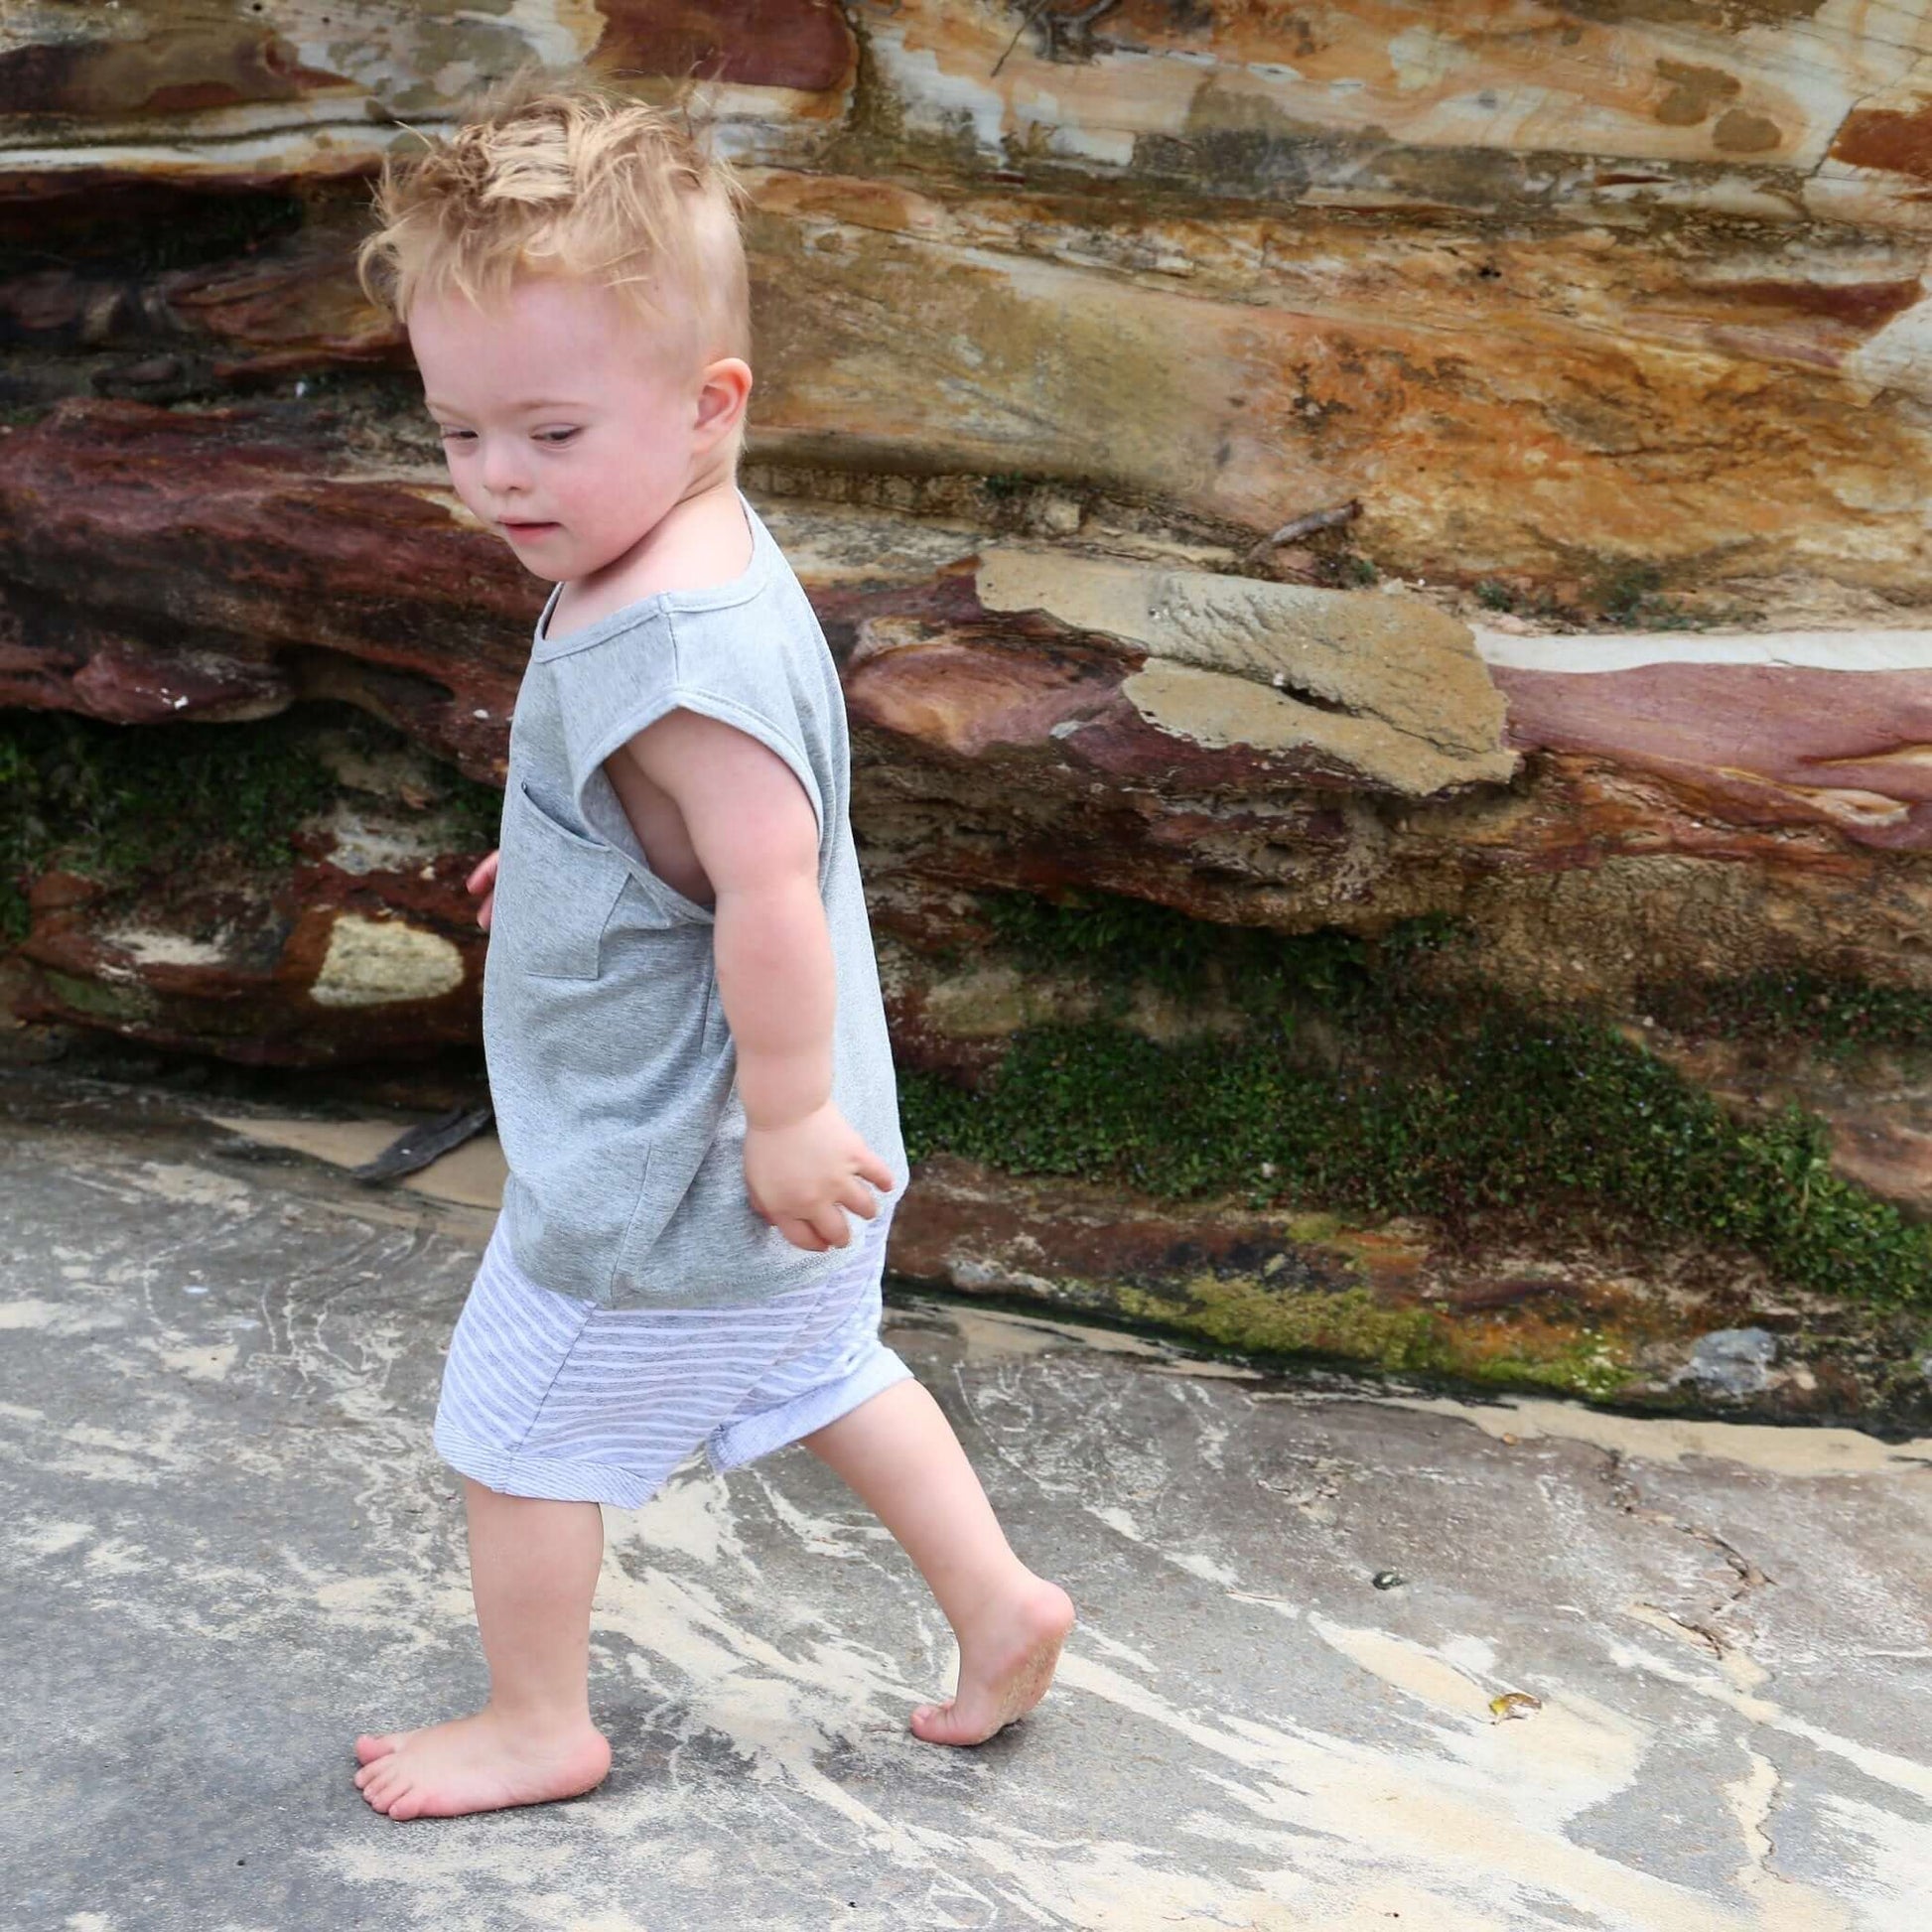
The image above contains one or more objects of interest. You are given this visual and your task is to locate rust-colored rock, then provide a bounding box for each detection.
[1487,644,1932,852]
[10,400,1932,1038]
[0,401,525,781]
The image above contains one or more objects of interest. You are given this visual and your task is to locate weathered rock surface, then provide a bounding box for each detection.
[92,1091,1931,1424]
[10,1079,1932,1929]
[11,5,1932,1306]
[890,1155,1932,1425]
[11,397,1932,1071]
[6,5,1932,582]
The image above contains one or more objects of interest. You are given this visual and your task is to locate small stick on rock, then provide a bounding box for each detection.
[992,2,1052,76]
[351,1103,495,1184]
[1244,499,1361,566]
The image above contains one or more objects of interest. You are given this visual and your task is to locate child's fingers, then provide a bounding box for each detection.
[465,849,499,896]
[808,1201,854,1248]
[838,1177,881,1219]
[776,1214,830,1253]
[857,1148,895,1192]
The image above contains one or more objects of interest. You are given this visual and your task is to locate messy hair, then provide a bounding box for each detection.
[358,69,751,365]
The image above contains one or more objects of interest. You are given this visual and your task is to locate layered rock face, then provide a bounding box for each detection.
[8,4,1932,1388]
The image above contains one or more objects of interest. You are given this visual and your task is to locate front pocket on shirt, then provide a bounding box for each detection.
[503,780,630,980]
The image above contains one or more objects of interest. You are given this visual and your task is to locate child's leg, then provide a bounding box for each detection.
[352,1479,613,1819]
[801,1378,1075,1746]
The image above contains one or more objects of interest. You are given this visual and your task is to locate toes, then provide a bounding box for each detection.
[910,1698,984,1747]
[354,1731,405,1765]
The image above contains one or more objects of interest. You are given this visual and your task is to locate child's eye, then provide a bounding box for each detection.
[536,428,580,446]
[438,427,475,444]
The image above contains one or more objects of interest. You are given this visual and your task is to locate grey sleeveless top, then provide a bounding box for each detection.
[481,491,907,1310]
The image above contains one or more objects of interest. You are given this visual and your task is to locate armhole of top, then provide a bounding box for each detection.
[574,687,824,853]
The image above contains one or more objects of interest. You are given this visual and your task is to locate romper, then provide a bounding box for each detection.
[434,489,913,1504]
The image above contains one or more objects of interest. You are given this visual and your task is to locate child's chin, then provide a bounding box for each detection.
[501,540,568,581]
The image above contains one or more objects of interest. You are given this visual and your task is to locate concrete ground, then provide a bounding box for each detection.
[4,1069,1931,1932]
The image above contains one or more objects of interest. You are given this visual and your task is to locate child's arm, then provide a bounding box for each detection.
[610,710,894,1252]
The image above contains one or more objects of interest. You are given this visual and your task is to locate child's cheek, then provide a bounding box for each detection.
[445,465,491,530]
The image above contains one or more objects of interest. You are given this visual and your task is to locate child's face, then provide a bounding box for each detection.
[409,274,723,583]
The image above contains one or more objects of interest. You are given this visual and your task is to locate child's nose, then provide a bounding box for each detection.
[480,439,528,497]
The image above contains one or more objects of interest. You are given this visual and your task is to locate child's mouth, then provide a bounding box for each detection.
[501,520,559,538]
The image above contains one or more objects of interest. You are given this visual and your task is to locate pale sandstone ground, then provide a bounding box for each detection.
[3,1067,1930,1932]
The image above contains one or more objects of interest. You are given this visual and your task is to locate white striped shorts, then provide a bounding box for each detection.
[433,1206,911,1508]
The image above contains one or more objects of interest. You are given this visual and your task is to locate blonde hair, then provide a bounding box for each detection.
[359,70,751,367]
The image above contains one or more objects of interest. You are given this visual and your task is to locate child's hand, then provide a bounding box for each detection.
[466,850,499,931]
[744,1103,895,1252]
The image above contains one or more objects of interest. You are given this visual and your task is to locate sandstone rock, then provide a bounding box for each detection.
[743,163,1932,586]
[18,862,485,1066]
[974,550,1514,797]
[0,400,525,782]
[9,398,1932,1032]
[0,1,856,182]
[862,2,1921,222]
[1480,628,1932,852]
[10,0,1932,1332]
[885,1154,1926,1423]
[3,9,1932,585]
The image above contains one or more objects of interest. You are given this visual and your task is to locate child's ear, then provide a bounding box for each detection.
[695,356,752,445]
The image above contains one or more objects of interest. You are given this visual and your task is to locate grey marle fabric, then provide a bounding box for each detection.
[481,491,907,1310]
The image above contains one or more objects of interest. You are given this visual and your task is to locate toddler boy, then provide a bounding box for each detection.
[348,75,1073,1821]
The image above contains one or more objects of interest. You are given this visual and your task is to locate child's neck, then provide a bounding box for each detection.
[550,471,751,638]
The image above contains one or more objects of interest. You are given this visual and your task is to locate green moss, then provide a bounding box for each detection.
[1588,560,1702,630]
[1460,1345,1634,1402]
[1,711,338,909]
[1470,578,1573,623]
[36,968,154,1022]
[980,472,1032,500]
[1642,969,1932,1061]
[442,767,507,852]
[1119,1280,1448,1370]
[1114,1277,1635,1398]
[0,708,498,935]
[903,890,1932,1309]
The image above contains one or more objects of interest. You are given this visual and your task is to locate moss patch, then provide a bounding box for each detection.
[1640,969,1932,1061]
[0,710,335,939]
[0,707,500,941]
[902,891,1932,1309]
[1114,1278,1635,1400]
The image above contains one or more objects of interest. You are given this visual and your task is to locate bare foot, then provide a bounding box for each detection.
[911,1574,1075,1747]
[352,1706,612,1820]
